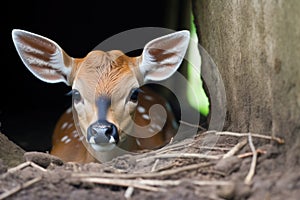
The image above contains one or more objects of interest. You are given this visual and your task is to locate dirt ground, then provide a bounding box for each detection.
[0,130,299,200]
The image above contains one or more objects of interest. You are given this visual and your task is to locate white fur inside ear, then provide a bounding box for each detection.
[12,29,72,85]
[140,30,190,82]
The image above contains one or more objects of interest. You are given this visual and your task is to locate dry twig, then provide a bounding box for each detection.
[75,177,166,192]
[2,161,47,179]
[244,133,257,185]
[72,177,233,193]
[153,138,194,154]
[192,180,233,186]
[137,153,221,162]
[196,146,233,151]
[237,149,267,158]
[124,186,134,199]
[179,120,206,130]
[206,131,284,144]
[7,161,47,174]
[72,162,212,179]
[222,139,248,159]
[151,159,160,172]
[0,161,46,199]
[0,176,42,200]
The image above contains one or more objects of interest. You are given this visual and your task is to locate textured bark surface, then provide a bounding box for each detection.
[192,0,300,157]
[0,132,25,168]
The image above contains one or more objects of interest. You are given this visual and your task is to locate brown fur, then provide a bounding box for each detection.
[51,50,178,163]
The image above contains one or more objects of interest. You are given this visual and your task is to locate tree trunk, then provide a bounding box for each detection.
[192,1,300,165]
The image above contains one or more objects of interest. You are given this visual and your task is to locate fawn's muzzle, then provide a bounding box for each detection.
[87,120,119,145]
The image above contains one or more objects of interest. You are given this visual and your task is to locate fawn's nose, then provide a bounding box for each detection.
[87,120,119,144]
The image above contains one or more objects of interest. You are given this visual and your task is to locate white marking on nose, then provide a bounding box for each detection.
[142,114,150,120]
[61,122,68,129]
[109,136,116,143]
[144,95,153,101]
[137,106,146,113]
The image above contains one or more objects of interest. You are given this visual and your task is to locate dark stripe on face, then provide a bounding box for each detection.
[97,96,111,121]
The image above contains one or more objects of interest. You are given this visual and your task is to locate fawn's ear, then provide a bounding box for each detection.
[139,30,190,82]
[12,29,77,85]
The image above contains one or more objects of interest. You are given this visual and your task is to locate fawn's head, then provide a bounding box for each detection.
[12,29,190,152]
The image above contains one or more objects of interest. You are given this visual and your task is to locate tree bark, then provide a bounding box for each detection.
[192,0,300,162]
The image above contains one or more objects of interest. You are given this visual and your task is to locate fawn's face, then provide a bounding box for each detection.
[71,50,142,151]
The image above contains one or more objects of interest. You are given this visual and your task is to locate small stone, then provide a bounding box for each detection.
[216,182,235,200]
[214,156,241,175]
[24,151,64,168]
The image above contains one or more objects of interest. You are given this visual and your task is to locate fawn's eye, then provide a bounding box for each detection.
[128,88,141,103]
[72,89,82,103]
